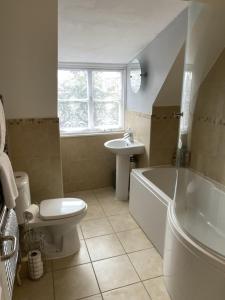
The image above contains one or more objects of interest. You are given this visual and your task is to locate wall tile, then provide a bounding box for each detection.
[190,49,225,185]
[125,111,151,167]
[150,106,180,166]
[7,118,63,203]
[61,133,122,193]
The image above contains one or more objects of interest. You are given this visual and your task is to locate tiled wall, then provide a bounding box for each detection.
[125,111,151,167]
[125,108,180,168]
[7,118,63,203]
[191,48,225,184]
[61,133,122,193]
[150,106,180,166]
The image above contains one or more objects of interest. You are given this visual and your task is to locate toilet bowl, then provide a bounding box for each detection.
[14,172,87,260]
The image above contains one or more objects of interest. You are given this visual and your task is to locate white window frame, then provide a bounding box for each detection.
[58,63,126,136]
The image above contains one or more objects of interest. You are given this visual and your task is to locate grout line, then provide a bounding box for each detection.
[84,232,115,240]
[126,250,153,299]
[50,263,56,300]
[115,231,154,254]
[74,291,102,300]
[140,281,153,300]
[81,190,153,298]
[98,224,151,298]
[52,245,159,273]
[101,281,142,295]
[80,222,103,299]
[102,200,156,300]
[142,274,165,282]
[27,189,164,300]
[52,261,91,273]
[90,253,127,264]
[83,231,114,240]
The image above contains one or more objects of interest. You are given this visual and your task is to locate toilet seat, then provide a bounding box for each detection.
[40,198,86,220]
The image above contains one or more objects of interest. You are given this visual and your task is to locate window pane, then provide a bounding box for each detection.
[58,101,88,131]
[93,71,122,101]
[58,69,88,100]
[94,102,120,128]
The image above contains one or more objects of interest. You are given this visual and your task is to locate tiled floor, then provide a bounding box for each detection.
[13,187,171,300]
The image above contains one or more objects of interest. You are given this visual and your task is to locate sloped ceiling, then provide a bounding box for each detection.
[154,46,185,106]
[58,0,187,64]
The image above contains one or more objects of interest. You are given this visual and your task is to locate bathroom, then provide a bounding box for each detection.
[0,0,225,299]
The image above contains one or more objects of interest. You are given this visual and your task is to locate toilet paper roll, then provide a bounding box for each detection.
[28,249,41,260]
[28,250,43,280]
[23,204,39,221]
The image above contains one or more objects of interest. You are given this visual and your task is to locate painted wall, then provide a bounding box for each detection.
[126,9,187,114]
[148,47,184,166]
[0,0,58,119]
[0,1,63,201]
[126,44,184,167]
[154,46,185,106]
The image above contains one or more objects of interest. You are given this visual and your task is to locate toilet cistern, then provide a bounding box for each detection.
[104,133,144,201]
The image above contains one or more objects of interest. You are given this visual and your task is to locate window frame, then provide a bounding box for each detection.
[58,63,126,136]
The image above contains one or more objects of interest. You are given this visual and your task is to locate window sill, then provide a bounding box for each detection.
[60,130,124,138]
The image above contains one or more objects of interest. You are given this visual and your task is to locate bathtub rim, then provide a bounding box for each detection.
[133,166,225,266]
[131,167,173,207]
[168,202,225,271]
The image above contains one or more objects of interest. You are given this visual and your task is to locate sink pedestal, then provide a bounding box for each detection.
[116,155,130,201]
[104,138,144,201]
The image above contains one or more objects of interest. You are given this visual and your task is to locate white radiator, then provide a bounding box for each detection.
[0,208,19,300]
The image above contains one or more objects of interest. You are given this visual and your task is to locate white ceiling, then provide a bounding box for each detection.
[58,0,187,64]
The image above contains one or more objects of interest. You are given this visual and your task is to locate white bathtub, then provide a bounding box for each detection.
[130,167,225,299]
[129,167,176,256]
[164,168,225,300]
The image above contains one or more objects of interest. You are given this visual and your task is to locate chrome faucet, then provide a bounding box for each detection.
[123,128,134,143]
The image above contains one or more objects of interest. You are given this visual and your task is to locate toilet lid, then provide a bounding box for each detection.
[40,198,87,220]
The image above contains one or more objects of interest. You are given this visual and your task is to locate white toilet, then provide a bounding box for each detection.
[14,172,87,260]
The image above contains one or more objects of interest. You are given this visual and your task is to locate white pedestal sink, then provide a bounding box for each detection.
[104,138,145,201]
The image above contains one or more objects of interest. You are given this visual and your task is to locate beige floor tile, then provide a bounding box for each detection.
[108,214,138,232]
[13,273,54,300]
[81,218,113,238]
[99,198,129,216]
[84,203,105,220]
[94,187,116,200]
[86,234,125,261]
[144,277,171,300]
[93,255,140,292]
[82,295,102,300]
[102,282,151,300]
[52,240,90,271]
[54,263,99,300]
[117,228,153,253]
[129,248,163,280]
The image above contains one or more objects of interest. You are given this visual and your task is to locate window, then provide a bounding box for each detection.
[58,67,125,135]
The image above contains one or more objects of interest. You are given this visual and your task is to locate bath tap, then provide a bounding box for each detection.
[123,129,134,143]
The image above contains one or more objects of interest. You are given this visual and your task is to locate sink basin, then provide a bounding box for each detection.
[104,138,145,155]
[104,138,145,201]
